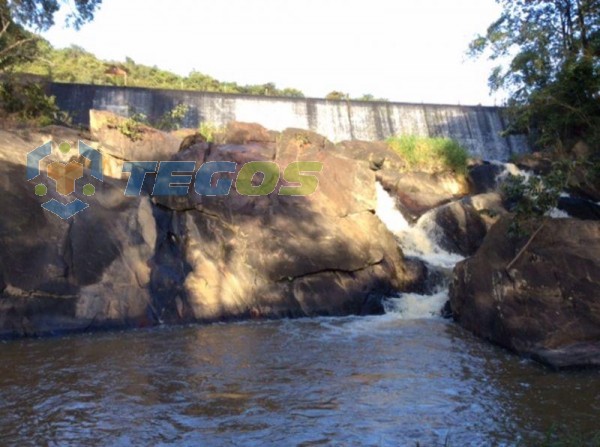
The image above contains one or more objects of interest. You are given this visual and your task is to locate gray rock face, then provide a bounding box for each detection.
[0,120,409,336]
[428,201,488,256]
[450,216,600,368]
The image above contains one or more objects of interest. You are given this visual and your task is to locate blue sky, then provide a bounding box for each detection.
[41,0,505,105]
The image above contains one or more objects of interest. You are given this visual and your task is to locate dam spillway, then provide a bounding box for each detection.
[49,82,529,161]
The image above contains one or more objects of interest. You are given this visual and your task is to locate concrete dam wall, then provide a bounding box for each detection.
[49,82,529,161]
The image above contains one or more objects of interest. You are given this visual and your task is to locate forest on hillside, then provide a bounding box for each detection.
[15,38,308,97]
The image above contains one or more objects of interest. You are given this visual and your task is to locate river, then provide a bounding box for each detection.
[0,316,599,446]
[0,178,598,446]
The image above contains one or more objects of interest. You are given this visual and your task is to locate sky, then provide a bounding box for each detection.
[40,0,505,105]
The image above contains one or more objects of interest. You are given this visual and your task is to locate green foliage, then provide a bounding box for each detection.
[279,88,305,98]
[326,91,389,101]
[198,122,224,143]
[156,103,189,131]
[8,0,102,31]
[469,0,600,150]
[0,79,69,126]
[1,0,101,73]
[108,111,147,142]
[325,91,349,100]
[502,161,572,236]
[16,40,306,98]
[0,3,38,70]
[387,135,469,175]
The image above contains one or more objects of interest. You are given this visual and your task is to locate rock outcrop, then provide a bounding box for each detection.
[89,109,183,161]
[375,170,469,218]
[426,201,488,256]
[467,162,504,194]
[450,216,600,368]
[0,117,409,336]
[332,139,469,219]
[154,127,408,321]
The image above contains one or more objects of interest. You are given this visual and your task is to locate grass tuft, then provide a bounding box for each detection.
[387,135,469,175]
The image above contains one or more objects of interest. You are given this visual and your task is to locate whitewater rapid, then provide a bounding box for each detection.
[375,183,463,319]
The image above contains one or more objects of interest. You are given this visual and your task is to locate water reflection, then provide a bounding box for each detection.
[0,317,598,446]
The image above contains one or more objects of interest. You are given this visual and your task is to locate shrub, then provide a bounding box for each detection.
[0,80,70,126]
[156,103,189,131]
[107,111,147,141]
[387,135,469,174]
[502,160,571,236]
[198,121,224,143]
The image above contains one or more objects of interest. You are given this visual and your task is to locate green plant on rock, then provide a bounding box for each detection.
[107,110,147,141]
[198,121,224,143]
[294,133,311,146]
[156,103,189,131]
[387,135,469,175]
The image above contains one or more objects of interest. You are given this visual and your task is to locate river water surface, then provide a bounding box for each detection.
[1,316,599,446]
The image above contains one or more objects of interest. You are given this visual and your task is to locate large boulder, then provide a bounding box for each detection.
[450,216,600,368]
[567,164,600,203]
[376,170,468,218]
[0,128,156,336]
[426,201,488,256]
[0,124,410,336]
[154,127,409,320]
[331,140,469,218]
[214,121,277,145]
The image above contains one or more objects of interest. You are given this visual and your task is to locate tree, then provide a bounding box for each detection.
[469,0,600,149]
[280,87,304,98]
[325,91,348,100]
[0,1,35,70]
[0,0,102,71]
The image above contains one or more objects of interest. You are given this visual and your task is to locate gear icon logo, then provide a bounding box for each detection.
[26,141,103,220]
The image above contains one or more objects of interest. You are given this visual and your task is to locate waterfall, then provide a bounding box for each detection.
[374,162,579,321]
[375,183,464,270]
[375,183,464,319]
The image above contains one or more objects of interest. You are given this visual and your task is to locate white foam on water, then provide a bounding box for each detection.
[547,208,570,219]
[492,161,532,185]
[409,210,465,269]
[375,183,464,319]
[374,182,411,234]
[375,183,463,269]
[383,291,449,319]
